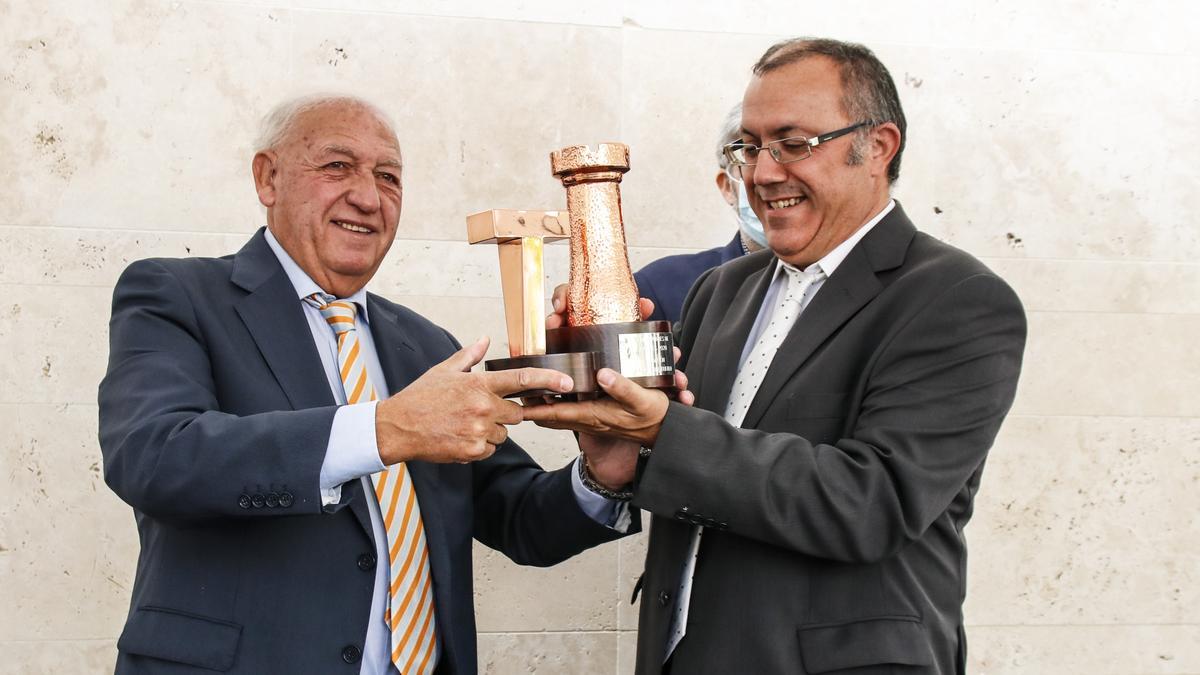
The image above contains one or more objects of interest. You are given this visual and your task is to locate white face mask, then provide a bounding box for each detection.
[735,181,767,248]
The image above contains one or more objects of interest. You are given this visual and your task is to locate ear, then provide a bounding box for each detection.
[867,122,902,179]
[715,171,737,207]
[251,151,279,208]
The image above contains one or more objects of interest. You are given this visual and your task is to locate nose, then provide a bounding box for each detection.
[748,150,786,187]
[345,169,382,213]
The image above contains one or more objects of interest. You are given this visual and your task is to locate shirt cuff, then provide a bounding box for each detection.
[319,401,386,507]
[570,456,631,532]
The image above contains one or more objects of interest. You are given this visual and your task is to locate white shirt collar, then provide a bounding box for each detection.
[263,227,371,322]
[775,199,895,282]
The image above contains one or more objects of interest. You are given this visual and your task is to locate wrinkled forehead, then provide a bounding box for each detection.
[287,102,402,158]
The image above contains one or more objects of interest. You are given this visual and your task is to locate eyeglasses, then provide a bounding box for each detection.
[723,121,872,175]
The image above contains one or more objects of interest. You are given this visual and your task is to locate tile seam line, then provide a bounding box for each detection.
[3,404,1199,423]
[4,622,1198,643]
[3,226,1199,267]
[2,285,1199,318]
[158,2,1194,56]
[272,4,624,30]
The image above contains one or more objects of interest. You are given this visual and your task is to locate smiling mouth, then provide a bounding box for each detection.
[333,220,372,234]
[767,196,806,210]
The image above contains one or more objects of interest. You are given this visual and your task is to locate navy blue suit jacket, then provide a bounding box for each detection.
[98,229,629,674]
[634,235,744,324]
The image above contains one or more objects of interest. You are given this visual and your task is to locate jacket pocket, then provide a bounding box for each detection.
[787,393,849,419]
[118,605,242,672]
[797,615,933,673]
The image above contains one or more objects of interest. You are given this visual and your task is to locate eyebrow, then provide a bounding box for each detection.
[740,125,813,141]
[320,144,403,170]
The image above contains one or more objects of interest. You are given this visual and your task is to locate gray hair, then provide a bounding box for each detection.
[715,102,743,172]
[752,37,907,184]
[253,93,400,154]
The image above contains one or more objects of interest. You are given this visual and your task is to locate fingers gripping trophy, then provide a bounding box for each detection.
[467,143,675,398]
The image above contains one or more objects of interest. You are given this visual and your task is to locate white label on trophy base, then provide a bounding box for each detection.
[617,332,674,378]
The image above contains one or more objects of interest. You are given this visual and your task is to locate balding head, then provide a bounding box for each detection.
[255,93,400,156]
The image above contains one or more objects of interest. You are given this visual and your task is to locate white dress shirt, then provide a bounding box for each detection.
[263,230,619,674]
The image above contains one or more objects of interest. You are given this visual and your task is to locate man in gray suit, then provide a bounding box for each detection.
[526,37,1026,674]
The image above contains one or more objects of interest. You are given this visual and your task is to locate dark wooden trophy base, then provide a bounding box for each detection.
[547,320,675,391]
[483,352,597,398]
[486,321,674,399]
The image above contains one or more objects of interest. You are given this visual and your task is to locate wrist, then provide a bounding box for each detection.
[577,454,633,501]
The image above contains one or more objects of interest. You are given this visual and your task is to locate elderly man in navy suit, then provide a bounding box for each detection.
[98,94,646,674]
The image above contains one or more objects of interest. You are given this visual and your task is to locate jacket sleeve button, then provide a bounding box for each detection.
[250,493,265,508]
[237,494,252,509]
[265,492,279,508]
[278,491,295,508]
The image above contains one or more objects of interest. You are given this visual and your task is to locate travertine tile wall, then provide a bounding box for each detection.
[1,1,1196,673]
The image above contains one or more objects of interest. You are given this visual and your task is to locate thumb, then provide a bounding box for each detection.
[595,367,645,409]
[437,336,490,373]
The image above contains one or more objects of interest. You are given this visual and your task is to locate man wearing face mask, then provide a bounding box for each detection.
[634,103,765,324]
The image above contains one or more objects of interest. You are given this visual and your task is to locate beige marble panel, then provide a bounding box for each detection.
[0,285,110,405]
[0,639,117,675]
[618,29,778,250]
[0,227,248,288]
[286,12,622,243]
[0,1,291,233]
[210,0,623,27]
[476,631,617,675]
[622,1,1196,56]
[986,258,1200,315]
[894,46,1197,262]
[472,541,618,632]
[0,404,136,641]
[965,415,1199,626]
[967,625,1200,674]
[1014,312,1200,418]
[617,630,638,675]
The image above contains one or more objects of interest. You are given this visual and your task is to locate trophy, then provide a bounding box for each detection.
[467,142,674,397]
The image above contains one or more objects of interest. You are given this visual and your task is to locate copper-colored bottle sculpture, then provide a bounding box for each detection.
[466,142,674,396]
[545,143,674,390]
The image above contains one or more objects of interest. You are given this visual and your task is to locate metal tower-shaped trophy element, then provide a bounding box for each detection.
[545,143,674,391]
[466,142,674,397]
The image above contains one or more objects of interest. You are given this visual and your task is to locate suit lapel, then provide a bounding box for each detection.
[231,230,369,536]
[740,205,917,429]
[231,231,334,413]
[696,262,775,413]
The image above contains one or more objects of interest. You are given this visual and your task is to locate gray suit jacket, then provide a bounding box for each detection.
[630,203,1026,674]
[99,229,630,674]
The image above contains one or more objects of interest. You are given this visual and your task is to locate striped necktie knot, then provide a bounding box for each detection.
[304,293,358,338]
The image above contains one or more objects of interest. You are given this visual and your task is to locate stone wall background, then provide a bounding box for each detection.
[2,1,1197,673]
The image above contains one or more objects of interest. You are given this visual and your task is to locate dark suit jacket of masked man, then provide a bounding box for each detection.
[630,202,1026,674]
[98,228,631,674]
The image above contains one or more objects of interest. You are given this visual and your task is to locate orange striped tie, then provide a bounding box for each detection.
[306,294,439,675]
